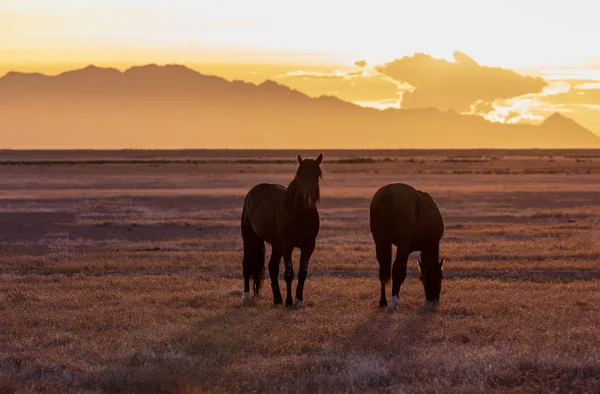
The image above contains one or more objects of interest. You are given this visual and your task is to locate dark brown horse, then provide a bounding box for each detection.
[241,154,323,307]
[369,183,445,310]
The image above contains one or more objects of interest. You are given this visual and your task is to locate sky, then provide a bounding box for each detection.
[3,0,600,69]
[2,0,600,137]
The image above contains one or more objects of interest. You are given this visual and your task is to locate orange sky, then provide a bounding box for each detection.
[2,0,600,136]
[4,0,600,69]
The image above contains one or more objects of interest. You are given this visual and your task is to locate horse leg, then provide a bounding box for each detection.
[241,211,265,305]
[282,241,295,306]
[268,245,283,305]
[390,242,410,311]
[242,267,251,306]
[376,241,392,308]
[294,240,315,307]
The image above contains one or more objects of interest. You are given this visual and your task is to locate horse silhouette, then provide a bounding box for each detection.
[241,154,323,307]
[370,183,445,310]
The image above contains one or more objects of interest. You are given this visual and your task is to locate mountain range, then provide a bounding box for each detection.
[1,64,599,149]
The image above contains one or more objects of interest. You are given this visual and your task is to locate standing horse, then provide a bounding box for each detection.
[241,154,323,307]
[369,183,445,311]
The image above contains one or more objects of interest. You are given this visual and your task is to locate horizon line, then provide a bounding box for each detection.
[3,148,600,152]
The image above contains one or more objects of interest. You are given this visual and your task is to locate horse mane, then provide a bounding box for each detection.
[420,242,443,279]
[284,165,322,209]
[421,242,440,264]
[284,180,299,209]
[293,165,323,203]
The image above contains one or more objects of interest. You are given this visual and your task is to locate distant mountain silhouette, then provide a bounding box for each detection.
[1,64,599,149]
[543,112,583,129]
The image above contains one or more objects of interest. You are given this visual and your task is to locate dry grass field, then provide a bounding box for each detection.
[1,149,600,393]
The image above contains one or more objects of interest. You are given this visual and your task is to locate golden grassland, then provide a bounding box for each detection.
[1,150,600,392]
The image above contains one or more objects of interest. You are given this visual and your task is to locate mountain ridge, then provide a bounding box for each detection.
[1,64,599,149]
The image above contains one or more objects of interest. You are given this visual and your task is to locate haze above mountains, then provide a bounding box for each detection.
[1,64,599,149]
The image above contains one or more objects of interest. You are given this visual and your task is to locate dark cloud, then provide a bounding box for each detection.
[354,60,367,68]
[376,51,547,112]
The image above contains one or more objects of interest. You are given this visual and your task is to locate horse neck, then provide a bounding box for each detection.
[421,243,439,268]
[284,179,309,212]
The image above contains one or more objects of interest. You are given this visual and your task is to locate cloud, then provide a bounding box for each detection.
[544,81,600,106]
[354,98,401,110]
[575,82,600,90]
[540,69,600,82]
[467,76,600,135]
[468,81,572,125]
[470,100,495,115]
[354,60,367,68]
[376,51,547,112]
[537,78,600,133]
[276,69,363,80]
[274,63,407,105]
[476,98,549,125]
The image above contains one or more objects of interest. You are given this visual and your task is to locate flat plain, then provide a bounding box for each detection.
[1,149,600,393]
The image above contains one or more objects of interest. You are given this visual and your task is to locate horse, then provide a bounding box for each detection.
[241,154,323,307]
[369,183,445,311]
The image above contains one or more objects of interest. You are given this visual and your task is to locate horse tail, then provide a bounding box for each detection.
[370,187,395,284]
[375,241,392,284]
[241,201,265,297]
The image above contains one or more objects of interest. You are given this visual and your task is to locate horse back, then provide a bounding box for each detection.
[243,183,285,244]
[370,183,419,244]
[415,191,444,243]
[370,183,443,247]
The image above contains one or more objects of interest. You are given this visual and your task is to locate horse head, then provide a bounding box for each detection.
[417,257,444,303]
[295,153,323,209]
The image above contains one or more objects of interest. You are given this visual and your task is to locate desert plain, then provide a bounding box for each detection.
[1,149,600,393]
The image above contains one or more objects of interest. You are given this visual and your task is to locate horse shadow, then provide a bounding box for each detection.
[227,302,440,392]
[345,302,438,354]
[79,301,270,392]
[81,282,438,393]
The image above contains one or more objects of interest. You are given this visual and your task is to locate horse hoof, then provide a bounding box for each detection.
[379,299,387,308]
[293,298,304,308]
[390,295,399,312]
[242,292,250,306]
[274,298,283,305]
[285,298,293,307]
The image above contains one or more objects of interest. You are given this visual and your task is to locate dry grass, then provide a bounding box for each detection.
[1,149,600,392]
[2,276,599,393]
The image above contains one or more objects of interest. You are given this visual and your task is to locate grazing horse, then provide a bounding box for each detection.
[369,183,445,310]
[241,154,323,307]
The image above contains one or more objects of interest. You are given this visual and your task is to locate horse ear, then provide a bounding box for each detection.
[297,155,303,164]
[316,153,323,165]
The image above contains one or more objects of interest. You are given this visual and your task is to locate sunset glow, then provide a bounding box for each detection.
[2,0,600,146]
[4,0,600,69]
[4,3,600,392]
